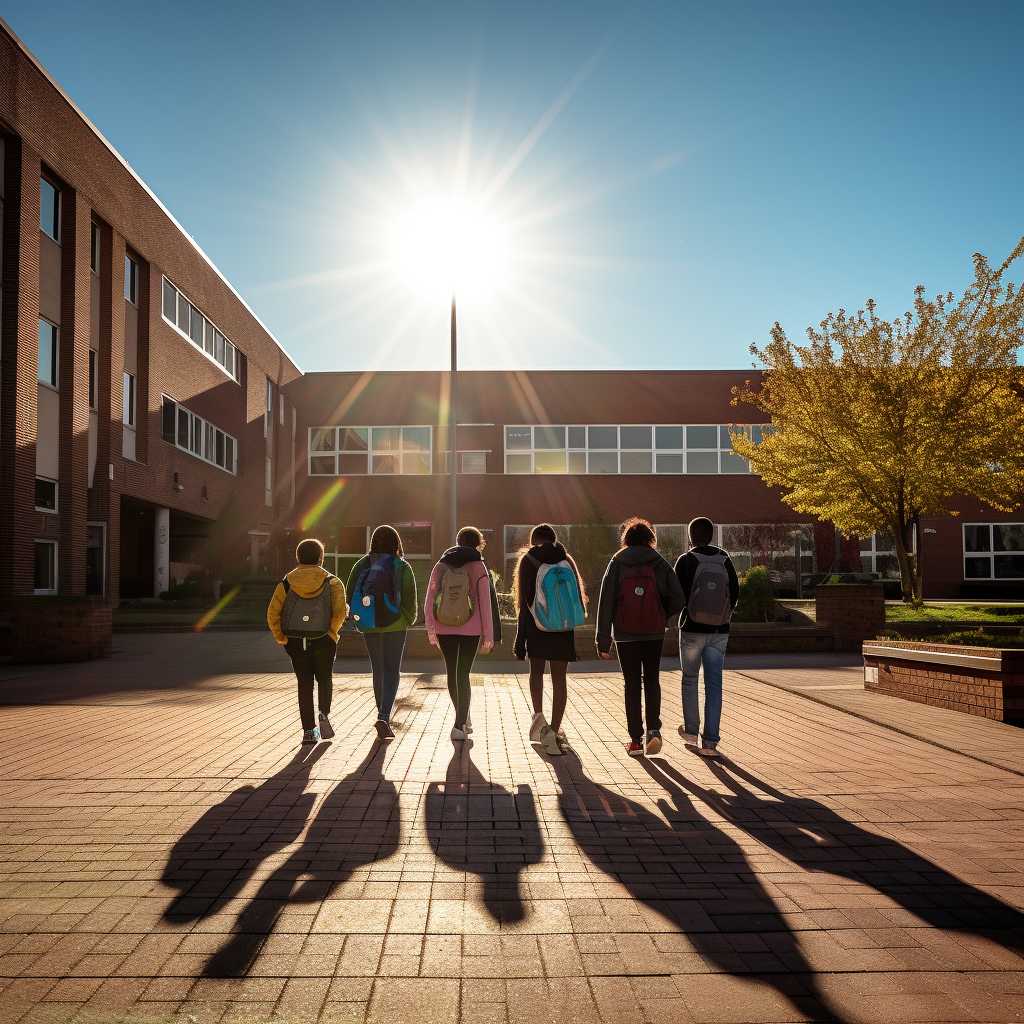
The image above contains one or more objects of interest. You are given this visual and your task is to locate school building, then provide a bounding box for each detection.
[1,14,1021,646]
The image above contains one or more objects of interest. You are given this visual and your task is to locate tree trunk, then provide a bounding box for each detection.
[894,519,919,603]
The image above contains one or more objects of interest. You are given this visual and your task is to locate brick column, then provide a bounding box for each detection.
[815,584,885,653]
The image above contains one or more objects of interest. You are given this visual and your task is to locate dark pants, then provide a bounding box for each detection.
[285,635,337,730]
[617,637,664,742]
[438,633,479,729]
[364,629,408,722]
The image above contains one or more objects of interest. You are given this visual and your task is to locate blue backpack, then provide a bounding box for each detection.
[528,556,586,632]
[351,556,402,631]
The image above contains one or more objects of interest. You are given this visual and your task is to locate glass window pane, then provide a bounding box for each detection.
[310,455,337,475]
[506,453,532,474]
[372,453,400,474]
[875,554,901,578]
[567,451,587,474]
[204,319,215,354]
[534,426,565,450]
[964,556,991,579]
[124,257,136,304]
[687,425,718,449]
[372,427,401,452]
[34,479,57,510]
[177,408,189,448]
[177,295,190,333]
[860,554,874,573]
[535,451,566,474]
[310,428,336,452]
[876,534,895,552]
[216,430,225,466]
[751,425,763,444]
[588,451,618,474]
[34,541,55,591]
[162,279,176,320]
[720,426,735,448]
[225,436,234,473]
[162,398,176,442]
[337,453,368,474]
[620,450,652,473]
[341,428,368,451]
[588,426,617,449]
[993,525,1024,552]
[505,426,532,450]
[224,343,234,377]
[995,554,1024,578]
[191,418,201,454]
[214,330,225,364]
[620,426,652,450]
[402,426,430,452]
[205,422,214,461]
[963,525,991,552]
[656,454,683,474]
[687,451,719,474]
[655,426,683,449]
[40,179,59,240]
[190,306,203,345]
[568,426,586,449]
[37,320,57,388]
[720,452,750,474]
[402,452,430,474]
[859,535,874,552]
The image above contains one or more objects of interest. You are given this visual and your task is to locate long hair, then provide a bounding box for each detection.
[369,525,403,558]
[512,524,587,612]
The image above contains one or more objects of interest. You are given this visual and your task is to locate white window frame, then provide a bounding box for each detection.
[963,522,1024,581]
[90,222,100,275]
[859,533,899,575]
[123,371,136,427]
[160,276,241,383]
[33,539,57,595]
[38,318,59,390]
[40,177,60,243]
[34,477,58,514]
[161,394,237,475]
[124,255,138,306]
[307,426,433,476]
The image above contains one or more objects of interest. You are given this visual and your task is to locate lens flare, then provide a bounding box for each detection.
[301,479,346,531]
[194,584,241,633]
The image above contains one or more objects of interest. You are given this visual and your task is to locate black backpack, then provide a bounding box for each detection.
[280,574,334,640]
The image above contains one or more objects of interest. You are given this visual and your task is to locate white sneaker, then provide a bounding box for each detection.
[529,712,548,742]
[451,727,467,742]
[542,727,564,756]
[317,713,335,740]
[464,712,473,735]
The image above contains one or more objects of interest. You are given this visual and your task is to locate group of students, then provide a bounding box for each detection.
[267,515,738,758]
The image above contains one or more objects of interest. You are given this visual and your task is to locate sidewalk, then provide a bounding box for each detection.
[0,636,1022,1023]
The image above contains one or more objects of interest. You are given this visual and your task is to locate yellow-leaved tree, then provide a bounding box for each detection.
[731,238,1024,603]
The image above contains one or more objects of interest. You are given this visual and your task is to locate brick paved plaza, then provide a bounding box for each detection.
[1,635,1022,1024]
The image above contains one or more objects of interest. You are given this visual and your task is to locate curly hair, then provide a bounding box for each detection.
[620,517,656,548]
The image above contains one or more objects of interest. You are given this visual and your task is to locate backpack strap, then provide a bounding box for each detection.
[282,578,291,594]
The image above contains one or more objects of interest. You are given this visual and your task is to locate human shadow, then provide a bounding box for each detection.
[675,754,1024,954]
[425,745,544,923]
[546,750,844,1023]
[202,742,399,977]
[162,745,328,923]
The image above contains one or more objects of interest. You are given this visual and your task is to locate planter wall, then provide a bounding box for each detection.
[815,584,885,653]
[11,597,113,662]
[862,640,1024,723]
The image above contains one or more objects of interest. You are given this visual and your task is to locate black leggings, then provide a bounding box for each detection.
[285,635,337,730]
[438,634,479,729]
[617,637,664,742]
[529,660,568,733]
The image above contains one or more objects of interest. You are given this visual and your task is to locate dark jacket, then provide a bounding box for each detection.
[674,545,740,634]
[513,542,586,659]
[345,554,418,632]
[595,545,686,654]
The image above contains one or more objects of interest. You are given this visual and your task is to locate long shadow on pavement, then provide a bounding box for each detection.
[425,743,544,923]
[547,750,845,1023]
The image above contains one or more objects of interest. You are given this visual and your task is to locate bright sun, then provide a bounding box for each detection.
[391,197,509,300]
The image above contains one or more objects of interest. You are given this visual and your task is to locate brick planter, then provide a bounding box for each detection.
[862,640,1024,723]
[815,584,885,653]
[11,597,113,662]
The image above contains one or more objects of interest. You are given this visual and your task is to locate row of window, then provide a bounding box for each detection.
[309,426,432,476]
[161,395,237,474]
[964,523,1024,580]
[162,278,241,381]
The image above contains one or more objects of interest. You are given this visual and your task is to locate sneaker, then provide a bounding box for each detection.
[695,743,719,757]
[543,727,564,756]
[645,730,662,756]
[451,726,467,742]
[678,726,698,743]
[301,727,320,745]
[529,712,548,742]
[464,712,473,736]
[625,740,644,757]
[317,713,335,739]
[375,719,395,739]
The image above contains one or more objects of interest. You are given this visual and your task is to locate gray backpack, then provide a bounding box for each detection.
[687,551,733,626]
[280,575,334,640]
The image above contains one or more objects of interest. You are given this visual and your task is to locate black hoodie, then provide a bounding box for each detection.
[513,542,586,658]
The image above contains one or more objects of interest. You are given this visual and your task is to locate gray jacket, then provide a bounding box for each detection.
[595,545,686,653]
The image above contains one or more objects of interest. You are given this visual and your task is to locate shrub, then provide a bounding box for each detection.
[732,565,775,623]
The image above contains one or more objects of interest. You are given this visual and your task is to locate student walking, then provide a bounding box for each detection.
[674,517,739,757]
[424,527,495,741]
[267,538,349,744]
[347,525,419,740]
[512,524,588,756]
[596,518,685,757]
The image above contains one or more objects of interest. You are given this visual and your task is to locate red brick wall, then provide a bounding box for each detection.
[815,585,885,653]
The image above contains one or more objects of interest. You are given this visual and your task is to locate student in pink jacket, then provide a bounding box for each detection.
[424,526,495,741]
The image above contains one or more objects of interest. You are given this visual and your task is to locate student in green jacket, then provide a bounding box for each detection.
[347,525,418,739]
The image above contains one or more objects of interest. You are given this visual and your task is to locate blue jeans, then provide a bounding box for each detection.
[679,631,729,745]
[363,630,408,722]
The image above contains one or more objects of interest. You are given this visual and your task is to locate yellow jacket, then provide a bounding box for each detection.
[267,565,349,644]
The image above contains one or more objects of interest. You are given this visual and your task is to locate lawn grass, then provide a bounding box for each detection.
[886,603,1024,623]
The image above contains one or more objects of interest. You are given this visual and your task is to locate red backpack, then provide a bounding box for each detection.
[616,564,666,634]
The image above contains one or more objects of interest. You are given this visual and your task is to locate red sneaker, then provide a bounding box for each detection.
[625,741,644,757]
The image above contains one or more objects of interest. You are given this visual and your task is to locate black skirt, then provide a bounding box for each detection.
[516,611,579,662]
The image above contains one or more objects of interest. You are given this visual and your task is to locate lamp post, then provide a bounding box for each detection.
[449,292,458,546]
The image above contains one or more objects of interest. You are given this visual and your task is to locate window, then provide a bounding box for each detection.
[265,457,273,505]
[308,426,432,475]
[40,178,60,242]
[34,540,57,594]
[502,424,758,474]
[124,256,138,305]
[161,394,237,474]
[964,523,1024,580]
[265,379,272,437]
[88,350,97,409]
[38,319,58,388]
[161,276,241,382]
[279,393,285,426]
[123,372,136,427]
[90,222,100,274]
[461,451,486,474]
[34,478,57,512]
[860,534,900,577]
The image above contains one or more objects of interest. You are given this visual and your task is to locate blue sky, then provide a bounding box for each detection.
[6,1,1023,373]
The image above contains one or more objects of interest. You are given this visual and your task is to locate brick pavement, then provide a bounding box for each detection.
[0,634,1022,1024]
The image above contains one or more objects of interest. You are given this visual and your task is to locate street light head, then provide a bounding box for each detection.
[392,197,508,300]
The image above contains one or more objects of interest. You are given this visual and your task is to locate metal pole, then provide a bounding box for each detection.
[449,292,458,546]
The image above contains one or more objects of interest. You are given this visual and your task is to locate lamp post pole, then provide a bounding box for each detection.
[449,292,458,545]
